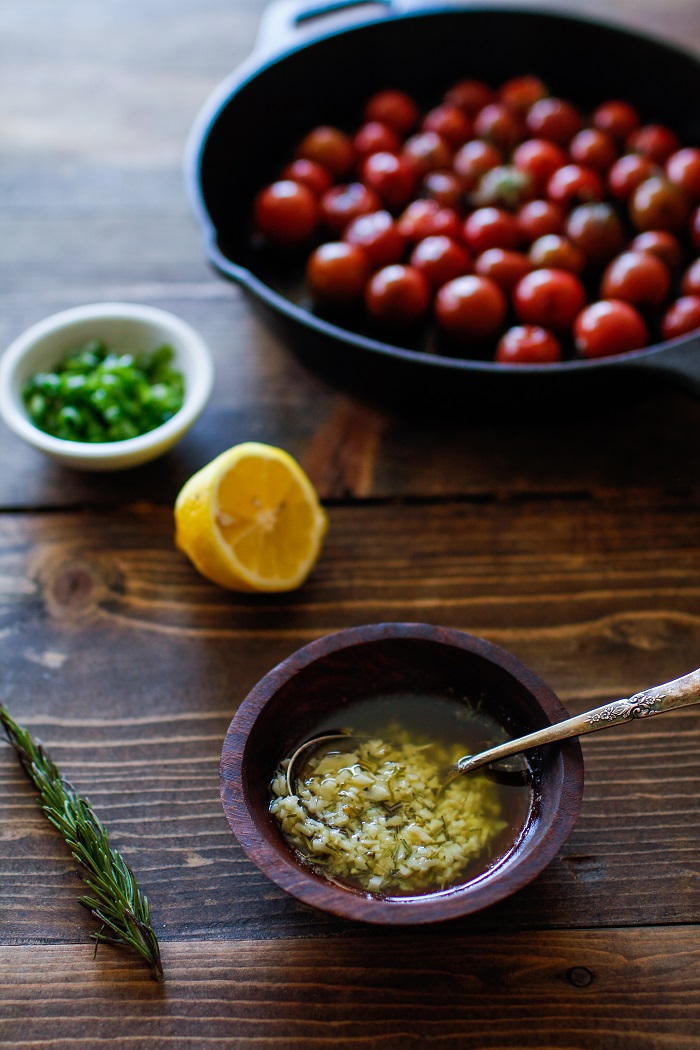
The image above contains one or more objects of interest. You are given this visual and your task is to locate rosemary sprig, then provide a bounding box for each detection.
[0,704,162,979]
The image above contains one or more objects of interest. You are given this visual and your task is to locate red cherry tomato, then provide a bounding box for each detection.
[630,230,684,272]
[320,182,382,233]
[600,250,671,307]
[471,165,534,209]
[421,170,464,209]
[463,207,521,253]
[565,202,625,265]
[296,125,356,177]
[353,121,402,158]
[627,124,680,164]
[513,268,586,331]
[495,324,562,363]
[397,199,461,242]
[525,97,581,145]
[453,140,504,190]
[254,180,319,245]
[343,210,405,267]
[665,148,700,202]
[574,299,648,358]
[474,248,532,291]
[630,176,689,231]
[306,242,371,303]
[498,75,548,114]
[280,158,333,197]
[690,206,700,249]
[516,199,565,243]
[422,104,473,147]
[512,138,568,189]
[473,103,523,150]
[592,100,640,141]
[607,154,659,201]
[546,164,604,205]
[364,90,418,135]
[444,79,494,116]
[529,234,585,274]
[434,274,507,340]
[364,264,430,326]
[402,131,453,177]
[409,235,471,288]
[661,296,700,340]
[569,128,617,172]
[360,151,417,210]
[680,257,700,296]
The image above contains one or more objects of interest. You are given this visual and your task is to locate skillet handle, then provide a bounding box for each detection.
[627,335,700,397]
[254,0,395,55]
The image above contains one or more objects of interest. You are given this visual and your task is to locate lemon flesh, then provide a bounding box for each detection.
[174,443,328,592]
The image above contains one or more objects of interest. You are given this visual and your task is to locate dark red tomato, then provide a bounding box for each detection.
[630,230,684,272]
[360,151,417,210]
[296,125,356,177]
[280,158,333,197]
[471,165,534,209]
[474,248,532,291]
[627,124,680,164]
[453,139,503,190]
[516,199,565,243]
[343,210,405,267]
[529,234,585,274]
[306,242,371,303]
[574,299,648,357]
[512,138,568,189]
[254,180,320,245]
[364,89,418,135]
[630,176,690,231]
[463,207,521,253]
[665,148,700,202]
[422,104,473,147]
[512,268,586,331]
[402,131,453,177]
[600,250,671,307]
[409,235,471,289]
[421,170,463,209]
[473,103,523,150]
[434,274,507,340]
[565,203,625,265]
[444,79,494,116]
[607,153,659,201]
[498,75,548,114]
[691,206,700,249]
[364,264,430,325]
[495,324,562,363]
[661,295,700,340]
[569,128,617,172]
[525,97,582,145]
[353,121,402,158]
[680,257,700,296]
[397,199,461,242]
[546,164,604,205]
[592,99,640,141]
[320,182,381,233]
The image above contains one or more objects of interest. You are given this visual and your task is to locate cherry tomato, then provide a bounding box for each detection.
[444,79,494,115]
[402,131,453,177]
[525,97,581,145]
[343,210,405,267]
[690,205,700,249]
[529,234,585,274]
[495,324,562,363]
[680,257,700,296]
[498,75,548,114]
[513,268,586,331]
[630,176,689,231]
[463,207,521,253]
[607,153,659,201]
[397,199,461,242]
[360,151,417,210]
[364,90,418,135]
[453,140,503,191]
[565,202,625,265]
[254,180,320,245]
[409,235,471,288]
[574,299,648,357]
[422,104,473,147]
[592,100,640,141]
[569,128,617,172]
[471,165,533,209]
[306,242,371,303]
[546,164,604,205]
[296,125,356,177]
[280,158,333,197]
[600,250,671,307]
[475,248,532,291]
[320,182,382,233]
[630,230,684,272]
[516,199,565,243]
[364,264,430,325]
[353,121,402,158]
[512,138,568,189]
[661,296,700,340]
[665,148,700,202]
[627,124,680,164]
[473,103,523,150]
[434,274,507,340]
[421,170,463,209]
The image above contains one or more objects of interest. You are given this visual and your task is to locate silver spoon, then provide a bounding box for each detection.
[285,666,700,795]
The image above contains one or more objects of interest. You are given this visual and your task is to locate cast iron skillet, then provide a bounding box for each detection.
[187,0,700,407]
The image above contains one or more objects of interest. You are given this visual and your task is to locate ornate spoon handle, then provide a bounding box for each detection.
[454,667,700,777]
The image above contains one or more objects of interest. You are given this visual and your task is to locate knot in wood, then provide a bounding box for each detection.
[45,558,103,619]
[567,966,593,988]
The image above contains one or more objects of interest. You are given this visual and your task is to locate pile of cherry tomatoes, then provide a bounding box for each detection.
[253,76,700,363]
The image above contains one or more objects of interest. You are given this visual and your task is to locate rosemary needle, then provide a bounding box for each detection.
[0,704,163,979]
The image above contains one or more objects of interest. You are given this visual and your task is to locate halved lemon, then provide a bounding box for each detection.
[174,442,328,592]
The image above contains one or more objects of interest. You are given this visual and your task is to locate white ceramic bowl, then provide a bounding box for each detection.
[0,303,214,471]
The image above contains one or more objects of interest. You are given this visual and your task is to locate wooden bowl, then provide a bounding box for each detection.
[220,623,584,923]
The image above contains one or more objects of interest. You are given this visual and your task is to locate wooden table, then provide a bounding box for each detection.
[2,0,700,1045]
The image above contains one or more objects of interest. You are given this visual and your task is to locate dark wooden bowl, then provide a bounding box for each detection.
[220,623,584,923]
